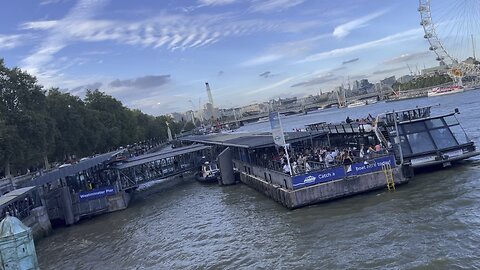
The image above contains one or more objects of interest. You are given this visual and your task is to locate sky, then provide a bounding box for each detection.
[0,0,461,115]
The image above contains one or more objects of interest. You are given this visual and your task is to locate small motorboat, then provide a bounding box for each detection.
[196,162,221,183]
[347,100,367,108]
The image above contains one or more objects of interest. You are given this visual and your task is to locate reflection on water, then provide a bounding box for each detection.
[37,91,480,269]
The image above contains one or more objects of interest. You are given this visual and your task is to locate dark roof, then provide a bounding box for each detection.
[0,187,36,206]
[29,150,123,187]
[180,131,326,149]
[114,144,210,170]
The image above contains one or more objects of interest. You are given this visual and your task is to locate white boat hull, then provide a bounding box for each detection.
[428,88,464,97]
[347,101,366,108]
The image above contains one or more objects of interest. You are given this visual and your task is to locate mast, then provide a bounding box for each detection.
[472,34,477,60]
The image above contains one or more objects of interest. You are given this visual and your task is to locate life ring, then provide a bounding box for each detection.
[451,69,462,77]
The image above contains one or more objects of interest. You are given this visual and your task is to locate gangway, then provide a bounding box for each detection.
[112,144,211,190]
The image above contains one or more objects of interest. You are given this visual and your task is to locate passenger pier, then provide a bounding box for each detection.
[181,132,409,209]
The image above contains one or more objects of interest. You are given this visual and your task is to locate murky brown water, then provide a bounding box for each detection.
[37,90,480,269]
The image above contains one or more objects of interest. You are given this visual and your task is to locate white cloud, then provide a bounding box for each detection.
[383,51,430,65]
[298,28,423,63]
[246,76,295,94]
[198,0,237,6]
[333,9,388,38]
[21,20,58,30]
[20,0,289,87]
[40,0,69,5]
[20,0,109,83]
[0,34,22,49]
[240,54,282,67]
[250,0,306,13]
[239,33,330,66]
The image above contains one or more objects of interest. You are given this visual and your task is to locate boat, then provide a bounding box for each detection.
[347,100,367,108]
[196,161,221,183]
[257,117,269,123]
[427,85,464,97]
[375,106,478,169]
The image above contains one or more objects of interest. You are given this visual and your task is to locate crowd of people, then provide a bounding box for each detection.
[251,143,389,176]
[0,195,36,221]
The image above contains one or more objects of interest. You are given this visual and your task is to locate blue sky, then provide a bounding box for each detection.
[0,0,453,115]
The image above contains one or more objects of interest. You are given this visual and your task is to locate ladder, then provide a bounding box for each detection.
[382,163,395,191]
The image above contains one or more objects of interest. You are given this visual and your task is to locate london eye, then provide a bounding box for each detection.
[418,0,480,86]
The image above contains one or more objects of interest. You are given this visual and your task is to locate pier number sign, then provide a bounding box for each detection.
[269,112,286,146]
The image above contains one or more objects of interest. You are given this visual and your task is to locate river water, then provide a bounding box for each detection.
[37,91,480,269]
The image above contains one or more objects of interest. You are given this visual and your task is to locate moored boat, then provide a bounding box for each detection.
[347,100,367,108]
[196,161,220,183]
[427,85,464,97]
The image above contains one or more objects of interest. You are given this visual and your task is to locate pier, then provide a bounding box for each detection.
[17,145,211,226]
[181,131,409,209]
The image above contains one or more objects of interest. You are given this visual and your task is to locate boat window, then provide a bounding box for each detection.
[449,125,469,144]
[402,122,426,134]
[444,115,459,126]
[425,118,445,129]
[407,132,436,154]
[429,128,457,149]
[399,135,412,156]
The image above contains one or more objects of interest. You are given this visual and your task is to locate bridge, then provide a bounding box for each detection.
[220,93,381,127]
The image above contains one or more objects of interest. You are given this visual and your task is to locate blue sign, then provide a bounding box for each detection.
[291,156,396,190]
[347,155,395,176]
[292,166,345,190]
[79,186,116,202]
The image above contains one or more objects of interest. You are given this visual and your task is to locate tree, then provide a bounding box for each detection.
[0,59,51,175]
[0,60,179,177]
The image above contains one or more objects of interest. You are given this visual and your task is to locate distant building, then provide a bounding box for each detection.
[398,75,413,83]
[241,103,268,116]
[422,62,448,76]
[352,80,361,91]
[169,112,186,122]
[380,76,396,87]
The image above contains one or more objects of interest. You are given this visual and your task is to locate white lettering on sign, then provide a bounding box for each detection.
[318,172,333,179]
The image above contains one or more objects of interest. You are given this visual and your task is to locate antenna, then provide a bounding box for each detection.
[406,63,413,76]
[472,34,477,60]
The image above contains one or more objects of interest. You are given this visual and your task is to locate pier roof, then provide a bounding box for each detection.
[114,144,210,169]
[0,186,36,206]
[29,150,124,187]
[181,131,326,149]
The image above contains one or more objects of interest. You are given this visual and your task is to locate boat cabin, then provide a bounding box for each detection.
[197,162,220,183]
[376,106,478,168]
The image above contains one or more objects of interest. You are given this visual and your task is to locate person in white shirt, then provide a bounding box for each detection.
[283,163,291,175]
[325,152,334,166]
[359,145,365,159]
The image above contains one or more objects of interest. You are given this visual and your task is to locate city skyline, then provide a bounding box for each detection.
[0,0,461,115]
